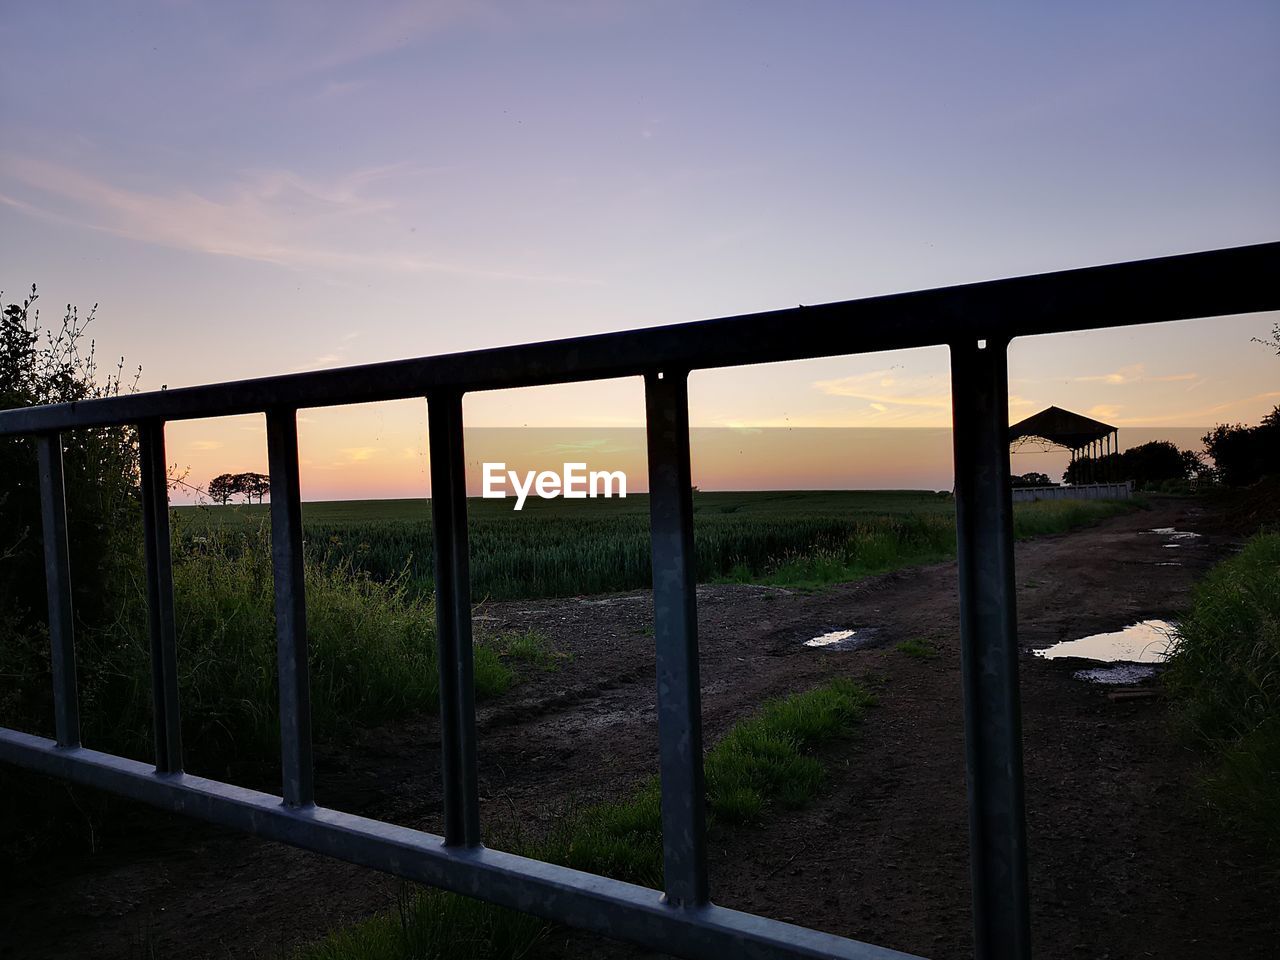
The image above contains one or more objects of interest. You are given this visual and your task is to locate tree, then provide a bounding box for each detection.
[1011,472,1052,488]
[1252,322,1280,356]
[1063,441,1196,490]
[207,473,238,505]
[1202,406,1280,487]
[237,472,271,503]
[206,471,270,504]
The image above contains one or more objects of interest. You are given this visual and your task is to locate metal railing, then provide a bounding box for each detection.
[1,241,1276,960]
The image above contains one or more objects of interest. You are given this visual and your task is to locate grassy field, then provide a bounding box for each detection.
[174,490,1129,600]
[3,489,1127,814]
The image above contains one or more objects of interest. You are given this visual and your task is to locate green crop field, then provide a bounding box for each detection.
[173,490,1129,601]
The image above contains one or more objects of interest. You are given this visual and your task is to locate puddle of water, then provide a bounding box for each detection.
[1145,527,1202,539]
[804,628,874,650]
[1155,561,1182,567]
[1163,543,1181,549]
[1035,620,1176,663]
[1074,664,1159,685]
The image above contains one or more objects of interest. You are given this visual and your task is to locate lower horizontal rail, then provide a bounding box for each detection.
[0,728,921,960]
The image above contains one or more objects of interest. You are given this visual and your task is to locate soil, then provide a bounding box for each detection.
[2,497,1278,960]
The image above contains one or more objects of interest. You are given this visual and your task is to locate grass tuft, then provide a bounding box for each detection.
[1163,532,1280,843]
[896,637,940,660]
[302,887,546,960]
[485,629,568,672]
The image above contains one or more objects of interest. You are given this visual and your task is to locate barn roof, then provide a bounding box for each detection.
[1008,406,1115,450]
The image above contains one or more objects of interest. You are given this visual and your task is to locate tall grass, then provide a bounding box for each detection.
[1009,497,1138,538]
[179,493,1134,600]
[718,514,955,589]
[12,536,512,767]
[1163,532,1280,842]
[298,679,875,960]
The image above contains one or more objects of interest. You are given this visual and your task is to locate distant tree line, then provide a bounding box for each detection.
[1062,440,1203,491]
[208,471,271,505]
[1010,472,1052,488]
[1055,406,1279,492]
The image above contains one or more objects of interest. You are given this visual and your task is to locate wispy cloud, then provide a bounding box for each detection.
[340,446,383,462]
[813,369,952,410]
[188,439,224,451]
[806,369,1038,426]
[1074,363,1199,386]
[1109,390,1280,425]
[0,154,590,284]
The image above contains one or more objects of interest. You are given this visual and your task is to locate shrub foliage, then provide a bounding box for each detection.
[1164,533,1280,842]
[1202,406,1280,488]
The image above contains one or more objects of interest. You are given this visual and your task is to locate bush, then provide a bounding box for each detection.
[1,286,145,764]
[1,286,140,641]
[1164,533,1280,843]
[1202,407,1280,487]
[72,533,513,765]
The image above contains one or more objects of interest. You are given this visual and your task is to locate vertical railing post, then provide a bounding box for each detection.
[644,369,709,908]
[35,433,80,749]
[138,420,183,773]
[427,391,481,847]
[949,338,1032,960]
[266,407,314,808]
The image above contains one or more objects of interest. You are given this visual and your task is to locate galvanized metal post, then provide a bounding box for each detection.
[35,433,80,749]
[950,338,1032,960]
[138,420,183,773]
[428,391,481,847]
[266,408,315,807]
[644,369,709,907]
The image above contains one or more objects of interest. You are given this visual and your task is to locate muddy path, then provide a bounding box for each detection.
[2,498,1277,959]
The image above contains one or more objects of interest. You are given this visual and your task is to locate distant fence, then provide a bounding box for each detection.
[1011,481,1133,503]
[1,241,1276,960]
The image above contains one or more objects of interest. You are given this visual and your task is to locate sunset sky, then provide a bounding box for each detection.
[2,2,1277,501]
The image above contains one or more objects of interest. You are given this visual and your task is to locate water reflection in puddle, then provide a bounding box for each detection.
[804,628,874,650]
[1074,664,1159,685]
[1035,619,1176,663]
[1145,527,1202,539]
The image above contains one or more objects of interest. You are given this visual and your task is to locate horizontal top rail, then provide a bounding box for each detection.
[1,241,1276,436]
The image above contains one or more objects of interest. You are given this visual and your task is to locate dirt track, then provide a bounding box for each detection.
[2,497,1278,959]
